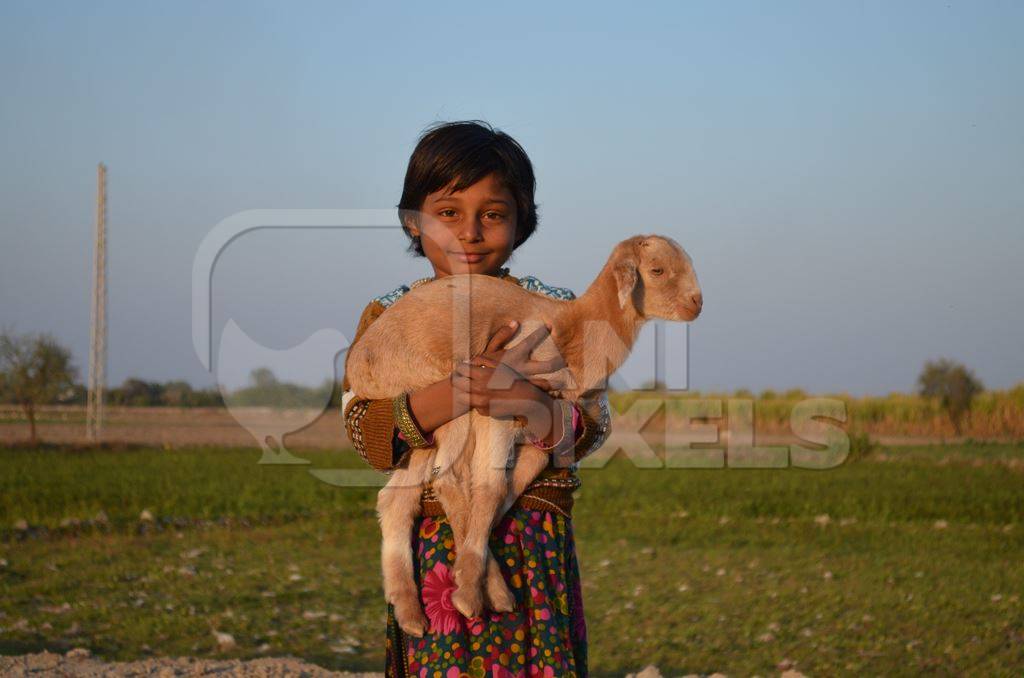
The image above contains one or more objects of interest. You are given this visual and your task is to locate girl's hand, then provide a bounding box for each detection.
[473,321,567,392]
[452,359,562,445]
[408,322,566,446]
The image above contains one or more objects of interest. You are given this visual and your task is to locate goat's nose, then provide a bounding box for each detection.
[690,291,703,309]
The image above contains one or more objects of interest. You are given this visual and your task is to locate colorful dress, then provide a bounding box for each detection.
[340,270,611,678]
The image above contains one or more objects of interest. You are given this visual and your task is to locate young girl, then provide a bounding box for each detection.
[340,120,611,678]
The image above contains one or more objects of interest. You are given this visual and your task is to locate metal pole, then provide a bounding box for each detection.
[86,163,107,442]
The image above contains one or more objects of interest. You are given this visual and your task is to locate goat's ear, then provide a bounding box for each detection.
[613,236,645,309]
[614,260,638,309]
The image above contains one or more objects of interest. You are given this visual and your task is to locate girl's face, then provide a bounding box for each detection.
[408,172,518,278]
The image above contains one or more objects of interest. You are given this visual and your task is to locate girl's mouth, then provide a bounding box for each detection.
[451,252,488,264]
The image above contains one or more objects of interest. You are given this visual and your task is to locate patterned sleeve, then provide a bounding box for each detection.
[340,300,417,473]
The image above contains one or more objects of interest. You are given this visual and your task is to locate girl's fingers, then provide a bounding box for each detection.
[456,362,494,383]
[458,361,518,392]
[451,373,472,393]
[457,357,498,374]
[455,364,500,394]
[521,356,567,375]
[528,377,554,392]
[455,370,501,395]
[530,375,569,391]
[484,321,519,353]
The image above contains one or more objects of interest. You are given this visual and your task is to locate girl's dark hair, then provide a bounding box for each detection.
[397,120,539,256]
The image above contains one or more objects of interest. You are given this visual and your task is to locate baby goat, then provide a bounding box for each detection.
[344,234,702,636]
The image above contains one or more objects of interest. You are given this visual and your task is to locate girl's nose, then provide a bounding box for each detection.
[458,217,483,241]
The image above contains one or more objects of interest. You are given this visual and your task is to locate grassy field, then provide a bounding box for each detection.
[1,443,1022,676]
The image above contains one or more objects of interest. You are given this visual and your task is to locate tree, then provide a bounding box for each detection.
[0,330,78,446]
[161,380,194,407]
[116,378,163,406]
[917,359,984,435]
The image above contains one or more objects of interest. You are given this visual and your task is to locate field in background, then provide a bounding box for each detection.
[3,383,1024,451]
[1,442,1022,676]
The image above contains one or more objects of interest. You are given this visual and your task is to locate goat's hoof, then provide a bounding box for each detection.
[395,605,429,637]
[485,566,516,613]
[392,593,429,637]
[451,584,484,620]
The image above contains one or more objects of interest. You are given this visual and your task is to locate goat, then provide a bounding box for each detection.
[344,234,702,636]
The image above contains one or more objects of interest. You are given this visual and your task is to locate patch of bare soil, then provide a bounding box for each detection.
[0,649,383,677]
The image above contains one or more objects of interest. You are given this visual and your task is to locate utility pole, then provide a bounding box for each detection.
[86,163,107,442]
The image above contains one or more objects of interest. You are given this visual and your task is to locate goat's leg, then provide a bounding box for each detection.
[482,532,516,612]
[429,414,474,556]
[431,471,516,613]
[430,415,516,614]
[434,471,516,614]
[450,418,516,619]
[376,459,431,637]
[498,446,551,518]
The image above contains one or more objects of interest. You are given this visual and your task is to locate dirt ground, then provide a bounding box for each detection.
[0,405,971,452]
[0,648,383,677]
[0,651,714,678]
[0,406,348,450]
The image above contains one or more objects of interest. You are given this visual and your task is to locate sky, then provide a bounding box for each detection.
[1,0,1022,396]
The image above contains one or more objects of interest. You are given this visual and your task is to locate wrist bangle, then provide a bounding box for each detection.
[393,392,433,448]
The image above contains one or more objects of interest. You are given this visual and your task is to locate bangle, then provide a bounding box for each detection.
[529,399,575,451]
[393,392,434,448]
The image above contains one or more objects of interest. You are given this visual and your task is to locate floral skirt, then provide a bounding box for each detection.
[384,507,588,678]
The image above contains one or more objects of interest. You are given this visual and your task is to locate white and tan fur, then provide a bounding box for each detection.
[344,235,702,636]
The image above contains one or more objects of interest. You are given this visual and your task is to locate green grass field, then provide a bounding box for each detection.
[1,443,1022,676]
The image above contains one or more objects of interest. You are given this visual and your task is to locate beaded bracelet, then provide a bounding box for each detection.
[392,392,434,448]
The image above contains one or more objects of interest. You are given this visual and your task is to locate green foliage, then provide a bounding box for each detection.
[847,431,878,460]
[226,368,336,409]
[0,329,77,444]
[917,359,984,434]
[104,378,224,407]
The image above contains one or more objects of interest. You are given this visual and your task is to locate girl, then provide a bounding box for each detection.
[340,120,611,678]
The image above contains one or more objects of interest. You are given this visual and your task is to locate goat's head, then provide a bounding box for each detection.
[612,235,702,321]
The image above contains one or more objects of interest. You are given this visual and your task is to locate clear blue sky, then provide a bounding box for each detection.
[2,0,1022,396]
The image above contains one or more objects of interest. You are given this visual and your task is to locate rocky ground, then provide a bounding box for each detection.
[0,651,811,678]
[0,649,383,677]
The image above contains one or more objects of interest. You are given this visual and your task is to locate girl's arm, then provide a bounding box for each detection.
[341,390,413,473]
[342,299,612,470]
[452,323,612,460]
[341,300,469,473]
[341,300,428,473]
[341,377,463,473]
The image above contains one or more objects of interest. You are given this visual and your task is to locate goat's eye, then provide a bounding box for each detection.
[650,268,664,276]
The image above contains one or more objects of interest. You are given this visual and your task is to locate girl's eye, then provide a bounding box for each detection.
[438,209,457,218]
[484,211,505,221]
[650,268,664,276]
